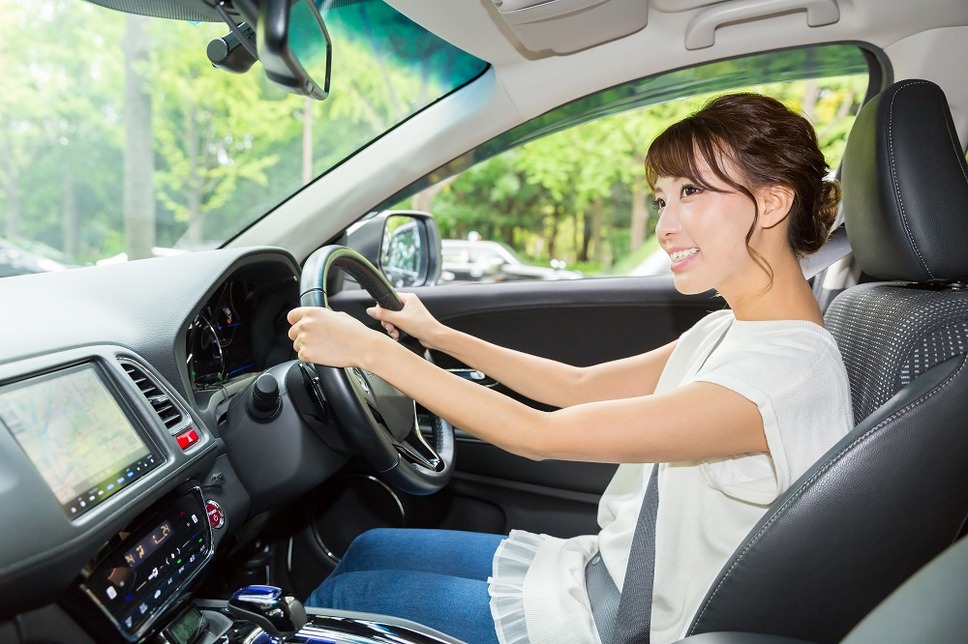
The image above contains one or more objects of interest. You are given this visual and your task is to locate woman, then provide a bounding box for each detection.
[287,93,853,643]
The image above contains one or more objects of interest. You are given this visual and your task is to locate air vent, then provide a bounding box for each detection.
[121,361,186,431]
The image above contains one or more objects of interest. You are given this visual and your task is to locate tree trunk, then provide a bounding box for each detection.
[630,176,648,252]
[62,168,77,257]
[3,187,20,240]
[302,97,313,186]
[801,78,818,122]
[184,104,202,246]
[2,140,20,239]
[582,198,603,263]
[547,212,560,259]
[122,14,155,260]
[186,188,203,246]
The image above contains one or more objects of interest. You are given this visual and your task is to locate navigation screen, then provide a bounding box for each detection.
[0,363,158,518]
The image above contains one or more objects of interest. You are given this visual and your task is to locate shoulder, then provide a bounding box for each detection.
[677,308,734,349]
[697,319,850,406]
[724,320,843,371]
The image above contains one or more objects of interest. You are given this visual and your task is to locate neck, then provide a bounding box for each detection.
[724,254,824,325]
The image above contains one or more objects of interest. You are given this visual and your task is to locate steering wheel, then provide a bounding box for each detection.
[299,245,454,495]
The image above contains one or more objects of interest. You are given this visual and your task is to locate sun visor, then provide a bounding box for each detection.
[490,0,649,54]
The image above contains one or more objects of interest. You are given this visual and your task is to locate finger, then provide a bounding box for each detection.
[289,306,317,325]
[380,320,398,339]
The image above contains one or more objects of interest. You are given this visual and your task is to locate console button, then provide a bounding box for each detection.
[175,428,199,450]
[205,500,225,529]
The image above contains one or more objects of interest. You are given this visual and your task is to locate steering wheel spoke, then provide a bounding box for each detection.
[396,420,444,472]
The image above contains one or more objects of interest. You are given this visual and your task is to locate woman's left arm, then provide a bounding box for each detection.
[288,307,766,463]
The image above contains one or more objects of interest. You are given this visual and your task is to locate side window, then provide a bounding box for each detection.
[391,45,871,284]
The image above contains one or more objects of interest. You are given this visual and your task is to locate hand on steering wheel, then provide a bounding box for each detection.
[296,245,454,495]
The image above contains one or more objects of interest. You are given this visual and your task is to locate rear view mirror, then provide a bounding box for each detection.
[258,0,332,100]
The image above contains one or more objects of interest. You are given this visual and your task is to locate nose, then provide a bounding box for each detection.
[654,201,678,240]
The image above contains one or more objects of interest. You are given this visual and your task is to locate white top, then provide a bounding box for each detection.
[487,310,854,643]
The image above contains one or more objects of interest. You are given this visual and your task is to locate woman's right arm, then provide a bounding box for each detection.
[369,293,677,408]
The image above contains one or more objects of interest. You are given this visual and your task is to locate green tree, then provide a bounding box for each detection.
[124,14,156,260]
[1,0,125,260]
[147,21,293,247]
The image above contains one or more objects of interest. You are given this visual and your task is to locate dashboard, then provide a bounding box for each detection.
[0,247,353,642]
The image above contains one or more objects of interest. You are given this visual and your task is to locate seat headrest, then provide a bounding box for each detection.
[840,79,968,282]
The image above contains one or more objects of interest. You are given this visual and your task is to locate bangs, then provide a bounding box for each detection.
[644,114,742,195]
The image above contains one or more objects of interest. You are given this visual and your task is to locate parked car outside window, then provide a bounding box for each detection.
[440,238,581,283]
[0,238,72,277]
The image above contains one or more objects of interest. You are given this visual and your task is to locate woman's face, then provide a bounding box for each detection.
[653,159,762,298]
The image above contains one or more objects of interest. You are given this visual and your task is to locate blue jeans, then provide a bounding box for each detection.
[305,528,505,644]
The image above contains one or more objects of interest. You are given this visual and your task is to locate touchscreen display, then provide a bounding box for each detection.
[0,363,158,518]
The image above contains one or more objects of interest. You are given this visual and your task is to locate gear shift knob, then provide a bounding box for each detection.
[227,585,307,638]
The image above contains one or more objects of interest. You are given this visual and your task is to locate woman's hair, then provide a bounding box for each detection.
[644,93,842,272]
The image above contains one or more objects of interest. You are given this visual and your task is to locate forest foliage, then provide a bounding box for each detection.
[1,0,867,276]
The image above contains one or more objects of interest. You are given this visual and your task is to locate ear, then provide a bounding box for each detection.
[758,184,795,230]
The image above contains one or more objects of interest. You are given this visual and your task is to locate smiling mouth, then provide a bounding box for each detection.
[669,248,699,263]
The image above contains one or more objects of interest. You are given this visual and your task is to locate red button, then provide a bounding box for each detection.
[176,428,199,450]
[205,500,224,529]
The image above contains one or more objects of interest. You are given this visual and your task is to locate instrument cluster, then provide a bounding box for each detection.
[186,271,298,391]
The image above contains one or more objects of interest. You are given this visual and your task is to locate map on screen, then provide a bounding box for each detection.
[0,364,152,510]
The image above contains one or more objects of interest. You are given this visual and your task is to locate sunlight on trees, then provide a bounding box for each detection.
[1,0,484,264]
[1,0,865,278]
[416,75,867,276]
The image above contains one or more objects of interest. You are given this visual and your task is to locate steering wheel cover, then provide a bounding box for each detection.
[299,245,455,495]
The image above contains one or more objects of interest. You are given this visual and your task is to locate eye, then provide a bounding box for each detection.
[652,197,666,211]
[681,184,701,198]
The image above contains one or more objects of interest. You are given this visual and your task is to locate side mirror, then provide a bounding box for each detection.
[258,0,332,100]
[346,211,442,287]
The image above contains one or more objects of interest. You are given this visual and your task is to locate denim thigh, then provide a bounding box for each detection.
[325,528,505,581]
[304,528,505,643]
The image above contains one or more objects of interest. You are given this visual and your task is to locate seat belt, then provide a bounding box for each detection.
[801,225,852,280]
[611,465,660,644]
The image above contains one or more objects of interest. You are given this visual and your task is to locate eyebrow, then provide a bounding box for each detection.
[652,176,688,195]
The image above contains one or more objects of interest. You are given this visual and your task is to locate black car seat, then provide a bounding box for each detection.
[675,533,968,643]
[677,79,968,642]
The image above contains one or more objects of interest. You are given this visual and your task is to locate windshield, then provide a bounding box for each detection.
[0,0,487,272]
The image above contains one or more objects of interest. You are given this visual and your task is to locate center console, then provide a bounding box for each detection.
[69,488,461,644]
[192,600,466,644]
[79,489,214,641]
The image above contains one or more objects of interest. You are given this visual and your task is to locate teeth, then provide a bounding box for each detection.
[670,248,699,262]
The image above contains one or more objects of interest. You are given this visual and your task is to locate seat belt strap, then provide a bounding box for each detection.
[801,226,852,280]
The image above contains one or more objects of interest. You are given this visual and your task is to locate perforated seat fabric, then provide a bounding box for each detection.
[679,79,968,643]
[825,283,968,424]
